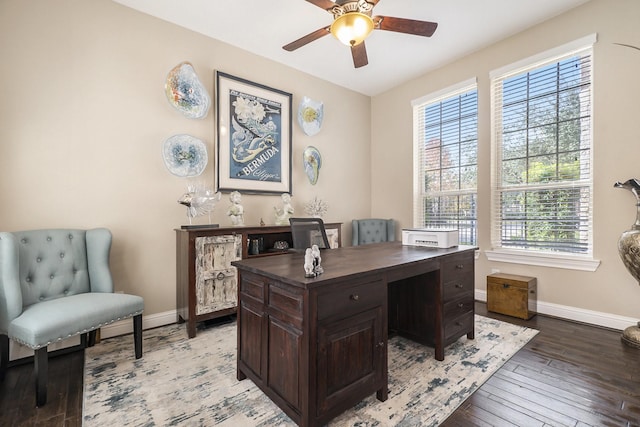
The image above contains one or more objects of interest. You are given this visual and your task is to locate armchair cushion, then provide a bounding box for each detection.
[352,218,396,246]
[9,292,143,349]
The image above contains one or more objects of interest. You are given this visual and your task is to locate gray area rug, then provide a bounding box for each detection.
[83,315,538,426]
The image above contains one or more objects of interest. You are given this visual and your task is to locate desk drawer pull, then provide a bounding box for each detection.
[216,272,226,281]
[458,303,465,309]
[456,264,464,269]
[350,294,359,301]
[376,341,385,348]
[455,283,464,289]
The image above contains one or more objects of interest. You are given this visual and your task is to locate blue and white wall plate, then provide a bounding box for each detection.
[165,62,211,119]
[163,134,208,177]
[297,96,323,136]
[303,146,322,185]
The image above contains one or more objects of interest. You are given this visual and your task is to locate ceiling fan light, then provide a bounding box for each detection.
[330,12,374,46]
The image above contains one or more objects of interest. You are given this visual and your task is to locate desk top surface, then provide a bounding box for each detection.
[233,242,476,289]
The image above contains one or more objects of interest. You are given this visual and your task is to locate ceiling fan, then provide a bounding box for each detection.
[282,0,438,68]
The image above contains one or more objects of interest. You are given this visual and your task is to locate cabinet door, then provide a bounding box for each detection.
[316,306,384,415]
[267,316,302,410]
[195,234,242,315]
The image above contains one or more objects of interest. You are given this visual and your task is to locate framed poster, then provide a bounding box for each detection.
[215,71,292,195]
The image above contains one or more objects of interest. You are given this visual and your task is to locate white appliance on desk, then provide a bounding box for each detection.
[401,228,459,248]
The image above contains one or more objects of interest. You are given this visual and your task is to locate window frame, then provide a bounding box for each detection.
[486,34,600,271]
[412,78,479,246]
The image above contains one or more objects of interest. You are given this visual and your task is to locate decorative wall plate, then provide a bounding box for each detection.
[297,96,323,136]
[163,134,208,177]
[303,146,322,185]
[164,62,211,119]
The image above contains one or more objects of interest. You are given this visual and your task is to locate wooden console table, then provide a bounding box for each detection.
[233,242,476,427]
[175,223,341,338]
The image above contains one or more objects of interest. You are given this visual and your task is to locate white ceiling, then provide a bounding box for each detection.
[112,0,589,96]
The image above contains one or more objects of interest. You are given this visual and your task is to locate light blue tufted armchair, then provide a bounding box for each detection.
[351,218,396,246]
[0,228,144,406]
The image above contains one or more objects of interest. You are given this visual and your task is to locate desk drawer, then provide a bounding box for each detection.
[444,297,473,321]
[444,312,474,343]
[240,272,265,303]
[441,254,474,282]
[317,279,385,321]
[443,277,473,302]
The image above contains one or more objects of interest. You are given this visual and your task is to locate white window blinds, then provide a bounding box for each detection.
[490,36,594,255]
[413,79,478,245]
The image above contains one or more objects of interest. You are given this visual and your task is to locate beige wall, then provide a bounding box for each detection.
[2,0,638,330]
[0,0,372,318]
[372,0,640,324]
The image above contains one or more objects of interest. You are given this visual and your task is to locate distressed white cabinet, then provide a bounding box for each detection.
[194,234,242,316]
[176,223,341,338]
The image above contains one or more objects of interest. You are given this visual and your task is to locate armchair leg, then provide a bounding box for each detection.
[1,334,8,381]
[34,347,48,407]
[133,314,142,359]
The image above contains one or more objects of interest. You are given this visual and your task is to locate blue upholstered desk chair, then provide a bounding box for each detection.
[351,218,396,246]
[0,228,144,407]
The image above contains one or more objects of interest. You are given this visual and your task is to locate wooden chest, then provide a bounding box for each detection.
[487,273,537,319]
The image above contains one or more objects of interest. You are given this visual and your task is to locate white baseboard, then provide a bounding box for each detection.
[475,290,636,331]
[100,309,178,339]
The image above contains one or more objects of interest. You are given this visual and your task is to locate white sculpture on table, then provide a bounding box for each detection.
[274,193,294,225]
[311,244,323,275]
[303,245,324,277]
[227,191,245,226]
[177,184,221,224]
[304,248,315,277]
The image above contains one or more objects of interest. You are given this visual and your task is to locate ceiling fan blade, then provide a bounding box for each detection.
[351,42,368,68]
[374,16,438,37]
[305,0,336,11]
[283,26,331,51]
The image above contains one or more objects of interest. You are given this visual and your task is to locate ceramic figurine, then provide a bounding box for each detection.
[274,193,294,225]
[311,244,323,275]
[304,248,315,277]
[227,191,245,226]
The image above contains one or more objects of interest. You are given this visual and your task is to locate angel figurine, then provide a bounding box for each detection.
[274,193,294,225]
[227,191,245,226]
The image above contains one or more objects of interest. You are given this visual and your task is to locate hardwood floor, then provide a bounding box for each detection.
[0,348,83,427]
[443,304,640,427]
[1,303,639,426]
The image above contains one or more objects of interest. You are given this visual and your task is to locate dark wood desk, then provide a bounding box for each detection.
[233,242,476,427]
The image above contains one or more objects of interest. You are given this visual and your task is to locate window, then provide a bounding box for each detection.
[412,79,478,245]
[489,34,599,270]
